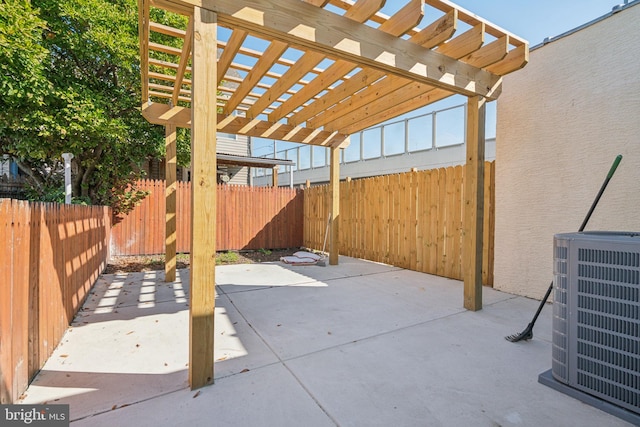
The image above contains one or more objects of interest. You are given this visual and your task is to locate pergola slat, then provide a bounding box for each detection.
[217,29,247,86]
[323,80,438,133]
[172,17,193,105]
[339,88,453,135]
[246,51,325,119]
[411,9,458,49]
[149,41,183,56]
[309,75,413,130]
[150,21,186,38]
[267,60,357,123]
[436,23,485,59]
[376,0,424,36]
[149,71,192,85]
[486,44,529,75]
[138,0,150,102]
[341,0,385,23]
[223,40,289,114]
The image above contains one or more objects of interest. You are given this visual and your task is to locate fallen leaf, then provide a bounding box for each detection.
[217,356,228,361]
[240,368,250,373]
[277,324,282,327]
[59,354,68,358]
[327,331,332,335]
[136,344,140,347]
[126,331,134,335]
[112,405,117,410]
[193,391,201,398]
[164,363,168,366]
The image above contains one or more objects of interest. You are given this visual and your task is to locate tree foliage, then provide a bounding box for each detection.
[0,0,189,213]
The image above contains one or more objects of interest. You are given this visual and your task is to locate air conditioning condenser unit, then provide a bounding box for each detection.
[539,231,640,424]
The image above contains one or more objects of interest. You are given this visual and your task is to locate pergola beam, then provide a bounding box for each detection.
[141,102,350,147]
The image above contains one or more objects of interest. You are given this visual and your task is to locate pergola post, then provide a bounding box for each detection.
[329,145,340,265]
[189,6,217,389]
[272,167,278,187]
[165,123,177,282]
[463,96,486,311]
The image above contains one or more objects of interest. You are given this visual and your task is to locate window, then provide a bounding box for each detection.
[408,114,433,152]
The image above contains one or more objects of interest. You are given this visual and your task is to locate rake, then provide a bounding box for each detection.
[316,213,331,267]
[505,154,623,342]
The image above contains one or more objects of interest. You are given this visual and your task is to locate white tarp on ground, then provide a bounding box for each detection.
[280,251,323,265]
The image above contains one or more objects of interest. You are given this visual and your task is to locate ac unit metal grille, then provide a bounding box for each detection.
[552,232,640,416]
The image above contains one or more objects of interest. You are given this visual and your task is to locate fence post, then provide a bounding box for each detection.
[62,153,74,204]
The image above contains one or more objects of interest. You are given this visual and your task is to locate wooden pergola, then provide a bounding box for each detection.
[137,0,528,389]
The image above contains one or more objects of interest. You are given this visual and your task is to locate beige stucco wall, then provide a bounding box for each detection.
[494,5,640,299]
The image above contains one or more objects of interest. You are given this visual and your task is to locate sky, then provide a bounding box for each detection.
[252,0,627,157]
[442,0,623,46]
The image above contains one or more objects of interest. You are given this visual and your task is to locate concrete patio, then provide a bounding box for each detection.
[20,256,632,426]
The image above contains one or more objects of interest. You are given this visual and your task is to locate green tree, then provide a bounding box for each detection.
[0,0,188,213]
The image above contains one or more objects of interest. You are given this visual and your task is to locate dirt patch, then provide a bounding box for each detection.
[104,248,301,274]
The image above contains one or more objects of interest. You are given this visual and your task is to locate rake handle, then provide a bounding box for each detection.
[510,155,623,341]
[579,154,623,232]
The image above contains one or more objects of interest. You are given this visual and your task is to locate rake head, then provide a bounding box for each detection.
[505,323,534,342]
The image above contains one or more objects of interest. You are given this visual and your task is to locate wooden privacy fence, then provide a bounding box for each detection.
[304,162,495,285]
[0,199,112,403]
[111,180,304,255]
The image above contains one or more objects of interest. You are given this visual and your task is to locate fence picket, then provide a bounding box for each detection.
[111,181,304,255]
[303,162,495,285]
[0,201,110,403]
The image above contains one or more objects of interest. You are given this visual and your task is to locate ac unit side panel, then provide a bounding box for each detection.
[553,232,640,416]
[552,237,570,384]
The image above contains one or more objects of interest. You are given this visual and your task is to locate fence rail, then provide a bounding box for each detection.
[110,180,304,255]
[0,200,111,403]
[304,162,495,285]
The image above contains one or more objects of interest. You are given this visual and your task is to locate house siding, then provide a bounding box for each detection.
[217,134,250,185]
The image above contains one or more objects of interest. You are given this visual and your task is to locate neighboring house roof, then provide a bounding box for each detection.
[217,153,294,168]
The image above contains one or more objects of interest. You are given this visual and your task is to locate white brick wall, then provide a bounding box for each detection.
[494,4,640,299]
